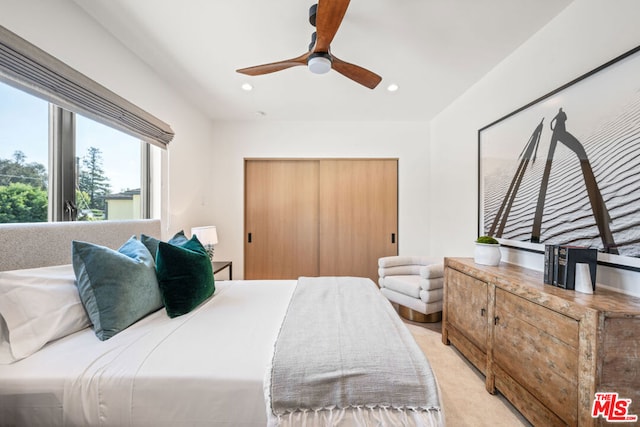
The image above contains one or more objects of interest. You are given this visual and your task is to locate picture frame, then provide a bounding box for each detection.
[478,45,640,272]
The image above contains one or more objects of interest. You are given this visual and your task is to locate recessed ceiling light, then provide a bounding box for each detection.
[387,83,399,92]
[241,83,253,91]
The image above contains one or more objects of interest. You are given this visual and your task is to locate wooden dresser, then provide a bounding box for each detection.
[442,257,640,426]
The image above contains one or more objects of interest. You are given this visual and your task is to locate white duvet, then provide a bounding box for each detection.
[0,280,297,427]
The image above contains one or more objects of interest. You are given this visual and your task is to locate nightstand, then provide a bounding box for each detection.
[212,261,232,280]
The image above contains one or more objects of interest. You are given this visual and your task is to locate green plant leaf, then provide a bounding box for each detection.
[476,235,499,244]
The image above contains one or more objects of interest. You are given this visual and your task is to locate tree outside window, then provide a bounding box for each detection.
[77,146,111,219]
[0,151,48,223]
[0,147,115,223]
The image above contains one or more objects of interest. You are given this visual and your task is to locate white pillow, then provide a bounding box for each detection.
[0,264,91,364]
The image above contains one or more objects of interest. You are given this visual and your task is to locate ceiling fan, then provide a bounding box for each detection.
[236,0,382,89]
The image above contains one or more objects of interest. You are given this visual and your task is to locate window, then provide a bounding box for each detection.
[0,82,49,222]
[0,24,173,223]
[0,80,151,223]
[76,115,142,221]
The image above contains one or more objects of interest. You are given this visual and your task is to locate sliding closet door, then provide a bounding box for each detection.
[319,159,398,282]
[244,160,319,279]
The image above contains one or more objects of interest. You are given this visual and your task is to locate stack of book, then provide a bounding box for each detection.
[544,245,598,291]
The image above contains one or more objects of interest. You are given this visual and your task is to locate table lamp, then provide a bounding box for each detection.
[191,226,218,259]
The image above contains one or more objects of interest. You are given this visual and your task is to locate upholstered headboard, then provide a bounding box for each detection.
[0,219,161,271]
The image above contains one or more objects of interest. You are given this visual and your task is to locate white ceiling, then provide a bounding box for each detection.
[73,0,573,122]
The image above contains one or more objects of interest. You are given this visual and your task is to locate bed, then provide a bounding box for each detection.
[0,220,443,427]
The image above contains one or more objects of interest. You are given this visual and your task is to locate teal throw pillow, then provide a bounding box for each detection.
[156,236,215,318]
[141,230,188,262]
[72,236,163,341]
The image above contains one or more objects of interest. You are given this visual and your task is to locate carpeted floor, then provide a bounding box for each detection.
[405,320,532,427]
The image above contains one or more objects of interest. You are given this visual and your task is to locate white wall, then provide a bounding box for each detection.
[429,0,640,296]
[207,120,430,278]
[1,0,216,239]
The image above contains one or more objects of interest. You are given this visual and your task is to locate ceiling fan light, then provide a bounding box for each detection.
[308,54,332,75]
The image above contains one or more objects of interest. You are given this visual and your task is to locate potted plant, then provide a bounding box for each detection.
[474,235,501,266]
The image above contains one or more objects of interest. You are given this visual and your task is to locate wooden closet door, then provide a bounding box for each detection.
[319,159,398,282]
[244,160,319,279]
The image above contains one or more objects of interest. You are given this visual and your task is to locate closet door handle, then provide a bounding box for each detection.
[391,233,396,244]
[480,308,486,317]
[494,316,500,325]
[248,233,252,243]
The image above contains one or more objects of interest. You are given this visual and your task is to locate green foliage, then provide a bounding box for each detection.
[78,147,111,211]
[0,150,47,189]
[0,152,48,223]
[75,189,94,221]
[476,235,499,245]
[0,148,112,223]
[0,182,48,223]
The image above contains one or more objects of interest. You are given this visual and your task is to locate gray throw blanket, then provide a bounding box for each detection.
[269,276,440,420]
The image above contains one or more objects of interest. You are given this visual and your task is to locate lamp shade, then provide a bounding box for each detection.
[191,226,218,246]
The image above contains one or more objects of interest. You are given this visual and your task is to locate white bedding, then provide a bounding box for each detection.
[0,278,297,427]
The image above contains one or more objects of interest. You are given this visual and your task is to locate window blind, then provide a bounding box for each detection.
[0,25,174,148]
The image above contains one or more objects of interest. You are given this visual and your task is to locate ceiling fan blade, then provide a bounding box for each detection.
[313,0,351,53]
[236,53,309,76]
[332,56,382,89]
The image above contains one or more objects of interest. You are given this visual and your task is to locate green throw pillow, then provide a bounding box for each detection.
[156,236,215,318]
[141,230,188,262]
[72,236,163,341]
